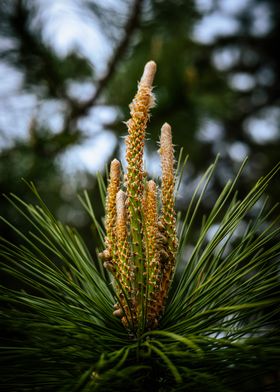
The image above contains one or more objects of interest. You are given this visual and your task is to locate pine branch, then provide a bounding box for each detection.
[1,60,280,392]
[63,0,144,131]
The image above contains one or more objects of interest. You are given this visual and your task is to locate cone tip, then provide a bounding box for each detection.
[161,122,171,132]
[145,60,157,71]
[111,158,120,166]
[117,189,126,201]
[141,61,157,86]
[110,159,120,178]
[147,179,156,190]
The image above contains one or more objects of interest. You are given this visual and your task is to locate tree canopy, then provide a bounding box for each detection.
[0,0,279,250]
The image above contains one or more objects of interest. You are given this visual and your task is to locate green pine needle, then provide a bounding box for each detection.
[1,158,280,391]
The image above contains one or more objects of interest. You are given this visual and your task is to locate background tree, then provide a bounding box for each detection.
[0,0,279,254]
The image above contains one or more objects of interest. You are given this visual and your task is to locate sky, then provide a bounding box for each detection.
[0,0,279,175]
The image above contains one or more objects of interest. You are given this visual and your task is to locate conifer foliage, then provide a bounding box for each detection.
[1,62,280,391]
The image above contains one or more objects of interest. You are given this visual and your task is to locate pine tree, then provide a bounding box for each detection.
[1,61,280,391]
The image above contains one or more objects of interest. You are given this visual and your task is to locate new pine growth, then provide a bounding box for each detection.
[99,61,178,333]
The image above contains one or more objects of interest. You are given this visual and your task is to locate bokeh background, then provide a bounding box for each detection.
[1,0,279,251]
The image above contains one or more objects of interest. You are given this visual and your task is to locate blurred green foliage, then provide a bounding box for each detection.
[0,0,279,247]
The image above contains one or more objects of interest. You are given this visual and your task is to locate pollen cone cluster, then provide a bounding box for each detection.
[99,61,178,333]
